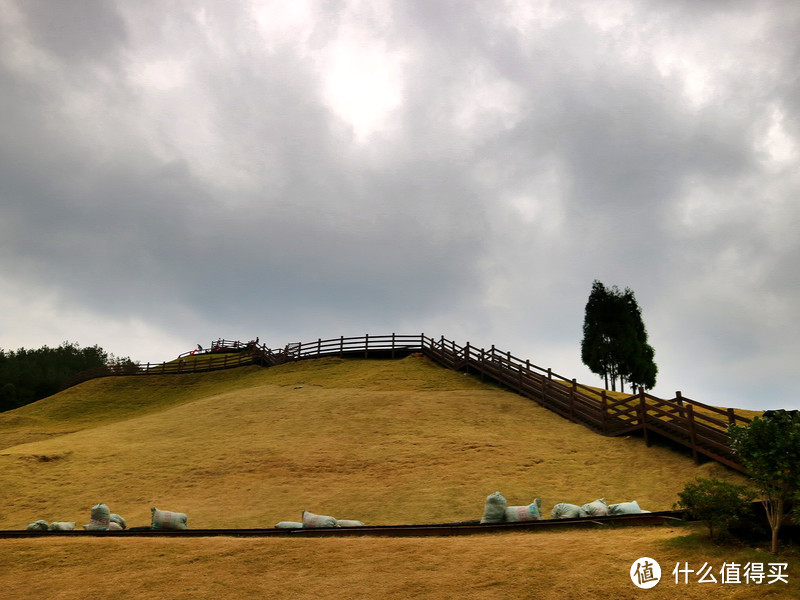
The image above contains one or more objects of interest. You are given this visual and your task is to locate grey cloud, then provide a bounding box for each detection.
[16,0,127,64]
[0,0,798,410]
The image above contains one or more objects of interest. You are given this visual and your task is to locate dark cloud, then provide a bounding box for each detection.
[0,0,797,410]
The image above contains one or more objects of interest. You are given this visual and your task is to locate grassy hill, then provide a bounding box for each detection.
[0,355,749,529]
[1,355,795,599]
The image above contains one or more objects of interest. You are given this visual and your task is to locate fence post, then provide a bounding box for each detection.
[364,334,369,359]
[727,408,736,426]
[317,338,322,358]
[391,333,396,359]
[687,404,699,464]
[340,336,344,358]
[639,390,650,447]
[675,391,685,420]
[547,367,552,380]
[569,386,576,419]
[601,390,609,434]
[524,360,532,396]
[464,342,470,370]
[479,348,485,381]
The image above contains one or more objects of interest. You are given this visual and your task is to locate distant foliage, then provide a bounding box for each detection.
[581,280,657,392]
[0,342,137,412]
[674,476,754,543]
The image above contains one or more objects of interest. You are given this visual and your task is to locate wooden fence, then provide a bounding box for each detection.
[123,333,751,472]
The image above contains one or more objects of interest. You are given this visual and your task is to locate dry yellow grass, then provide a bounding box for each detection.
[0,356,748,529]
[1,526,796,599]
[1,355,794,599]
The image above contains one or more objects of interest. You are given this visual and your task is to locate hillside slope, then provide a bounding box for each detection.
[0,356,747,529]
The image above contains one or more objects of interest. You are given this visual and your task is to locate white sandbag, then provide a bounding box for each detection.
[108,521,123,531]
[480,492,507,524]
[275,521,304,529]
[151,507,188,530]
[26,520,49,531]
[336,519,365,527]
[85,503,111,530]
[607,500,643,515]
[581,498,608,517]
[48,522,76,531]
[302,510,337,528]
[91,503,110,523]
[504,498,542,522]
[551,503,584,519]
[110,513,127,529]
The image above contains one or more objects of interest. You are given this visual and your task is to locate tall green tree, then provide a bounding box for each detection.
[728,411,800,553]
[0,342,136,412]
[581,280,657,392]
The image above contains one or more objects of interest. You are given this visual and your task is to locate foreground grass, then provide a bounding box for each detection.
[1,525,796,599]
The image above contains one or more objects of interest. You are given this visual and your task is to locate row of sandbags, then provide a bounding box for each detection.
[275,510,365,529]
[26,504,188,531]
[480,492,649,523]
[551,498,650,518]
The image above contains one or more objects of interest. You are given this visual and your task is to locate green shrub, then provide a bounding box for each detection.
[674,477,754,543]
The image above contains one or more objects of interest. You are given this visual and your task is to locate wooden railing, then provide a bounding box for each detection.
[123,333,751,472]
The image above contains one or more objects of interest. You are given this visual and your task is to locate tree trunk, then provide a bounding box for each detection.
[771,524,779,554]
[766,497,784,554]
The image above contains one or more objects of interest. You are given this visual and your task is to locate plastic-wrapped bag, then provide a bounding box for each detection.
[608,500,646,515]
[581,498,608,517]
[336,519,365,527]
[109,513,127,529]
[480,492,507,524]
[151,507,188,530]
[504,498,542,522]
[551,503,584,519]
[48,522,76,531]
[84,503,111,530]
[275,521,304,529]
[302,510,337,528]
[26,520,49,531]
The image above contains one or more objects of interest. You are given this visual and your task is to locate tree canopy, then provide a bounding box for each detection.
[580,280,657,392]
[0,342,136,412]
[728,410,800,553]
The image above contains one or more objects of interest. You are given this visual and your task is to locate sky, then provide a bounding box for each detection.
[1,0,798,411]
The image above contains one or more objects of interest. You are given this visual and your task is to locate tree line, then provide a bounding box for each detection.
[0,342,137,412]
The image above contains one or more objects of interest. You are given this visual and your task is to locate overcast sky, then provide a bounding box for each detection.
[1,0,798,410]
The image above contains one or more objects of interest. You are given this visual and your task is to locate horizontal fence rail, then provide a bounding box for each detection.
[108,333,751,472]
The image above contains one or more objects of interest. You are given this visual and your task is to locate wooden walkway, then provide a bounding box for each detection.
[120,334,752,473]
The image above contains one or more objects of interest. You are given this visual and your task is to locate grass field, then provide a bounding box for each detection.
[2,526,796,599]
[0,355,795,598]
